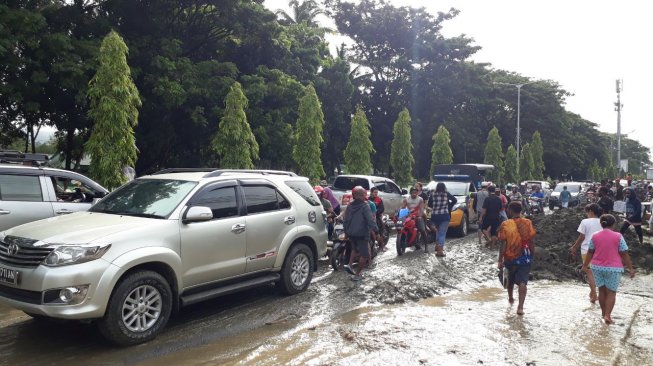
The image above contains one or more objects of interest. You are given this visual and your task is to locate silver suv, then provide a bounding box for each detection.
[0,169,327,345]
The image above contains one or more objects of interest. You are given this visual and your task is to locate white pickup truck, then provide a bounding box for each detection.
[329,175,406,215]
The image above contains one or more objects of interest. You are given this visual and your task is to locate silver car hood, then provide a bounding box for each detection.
[4,212,163,245]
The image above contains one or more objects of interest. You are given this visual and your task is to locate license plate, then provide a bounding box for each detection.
[0,266,19,285]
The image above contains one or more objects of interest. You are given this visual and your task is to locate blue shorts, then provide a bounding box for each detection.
[592,268,622,292]
[505,263,530,285]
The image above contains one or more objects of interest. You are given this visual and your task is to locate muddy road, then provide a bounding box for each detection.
[0,230,651,366]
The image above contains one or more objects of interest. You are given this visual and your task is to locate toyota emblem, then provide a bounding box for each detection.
[7,243,19,256]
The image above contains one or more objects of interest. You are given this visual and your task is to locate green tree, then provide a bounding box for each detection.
[519,143,535,181]
[344,105,374,174]
[85,31,141,190]
[390,108,415,187]
[429,125,453,176]
[484,126,504,185]
[530,131,545,180]
[212,82,259,169]
[504,144,520,185]
[293,84,325,183]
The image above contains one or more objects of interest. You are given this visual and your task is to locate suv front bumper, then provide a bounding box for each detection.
[0,259,120,319]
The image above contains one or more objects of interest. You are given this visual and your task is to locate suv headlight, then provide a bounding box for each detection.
[43,244,111,267]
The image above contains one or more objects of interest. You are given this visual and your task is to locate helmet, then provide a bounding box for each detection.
[313,185,324,193]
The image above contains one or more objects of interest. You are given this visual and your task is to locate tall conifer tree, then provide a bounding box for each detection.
[430,125,453,177]
[293,84,325,183]
[483,126,504,185]
[344,105,374,174]
[212,82,259,169]
[86,31,141,190]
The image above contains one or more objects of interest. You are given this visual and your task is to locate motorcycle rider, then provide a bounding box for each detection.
[509,186,523,202]
[315,186,335,239]
[343,186,378,281]
[530,185,545,212]
[401,187,428,249]
[369,187,386,251]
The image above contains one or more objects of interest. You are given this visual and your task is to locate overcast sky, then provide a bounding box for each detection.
[265,0,653,161]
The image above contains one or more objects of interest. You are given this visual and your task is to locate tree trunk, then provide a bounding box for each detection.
[65,128,74,170]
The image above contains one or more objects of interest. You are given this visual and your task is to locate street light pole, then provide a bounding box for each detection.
[493,80,537,161]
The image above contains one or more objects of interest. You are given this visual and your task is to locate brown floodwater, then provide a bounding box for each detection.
[0,231,650,366]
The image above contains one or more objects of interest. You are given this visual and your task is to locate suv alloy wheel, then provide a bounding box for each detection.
[98,270,172,346]
[279,243,314,295]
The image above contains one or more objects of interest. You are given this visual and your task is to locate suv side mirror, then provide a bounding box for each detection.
[184,206,213,223]
[401,189,408,195]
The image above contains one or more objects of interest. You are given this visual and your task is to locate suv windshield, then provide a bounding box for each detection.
[332,176,370,191]
[90,179,197,218]
[554,184,581,193]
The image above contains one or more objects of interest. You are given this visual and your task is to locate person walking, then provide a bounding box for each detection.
[620,188,644,245]
[582,214,635,324]
[343,186,378,281]
[496,188,508,221]
[481,186,503,248]
[474,182,490,244]
[560,186,572,209]
[497,201,537,316]
[569,204,603,303]
[427,182,457,256]
[597,186,614,214]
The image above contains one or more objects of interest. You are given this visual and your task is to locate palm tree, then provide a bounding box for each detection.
[275,0,326,27]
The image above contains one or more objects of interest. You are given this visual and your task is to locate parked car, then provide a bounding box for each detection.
[0,164,109,231]
[548,182,585,209]
[0,169,327,345]
[330,175,406,215]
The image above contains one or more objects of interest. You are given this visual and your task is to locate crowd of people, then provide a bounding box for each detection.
[312,177,647,323]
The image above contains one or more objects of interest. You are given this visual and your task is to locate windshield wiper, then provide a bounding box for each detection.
[96,210,165,219]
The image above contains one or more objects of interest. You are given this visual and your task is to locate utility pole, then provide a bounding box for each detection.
[615,79,623,174]
[493,80,537,161]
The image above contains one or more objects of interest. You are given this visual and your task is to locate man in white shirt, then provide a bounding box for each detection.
[569,204,603,303]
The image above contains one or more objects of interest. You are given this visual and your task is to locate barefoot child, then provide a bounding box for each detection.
[569,204,603,303]
[582,214,635,324]
[497,201,537,315]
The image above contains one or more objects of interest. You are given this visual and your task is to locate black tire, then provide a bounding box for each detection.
[382,223,390,243]
[279,243,314,295]
[97,270,172,346]
[330,244,340,271]
[549,202,555,210]
[396,233,407,256]
[455,213,468,237]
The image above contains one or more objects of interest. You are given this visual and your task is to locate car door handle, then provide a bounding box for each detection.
[231,223,246,234]
[0,209,10,215]
[55,209,74,215]
[284,216,296,225]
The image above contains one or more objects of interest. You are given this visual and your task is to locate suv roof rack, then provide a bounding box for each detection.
[0,150,49,166]
[153,168,217,175]
[203,169,297,178]
[152,168,298,178]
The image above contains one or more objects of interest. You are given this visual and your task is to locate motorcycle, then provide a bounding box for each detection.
[330,220,378,270]
[528,197,544,215]
[329,221,350,270]
[396,210,420,256]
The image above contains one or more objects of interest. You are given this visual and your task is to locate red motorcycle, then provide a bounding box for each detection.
[396,211,420,256]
